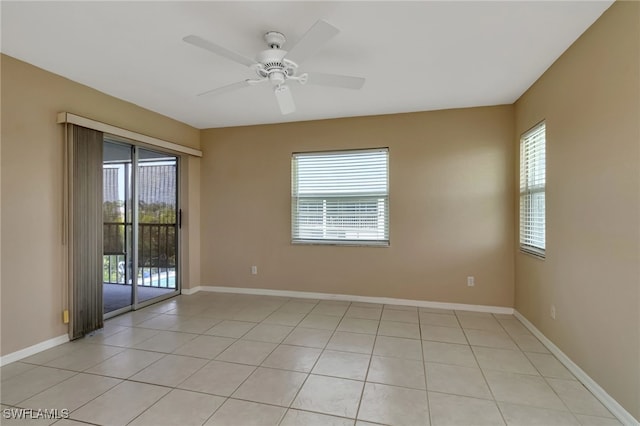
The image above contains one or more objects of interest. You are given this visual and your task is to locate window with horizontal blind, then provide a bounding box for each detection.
[292,148,389,246]
[520,122,546,257]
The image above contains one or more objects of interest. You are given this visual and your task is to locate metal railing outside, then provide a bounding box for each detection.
[103,222,176,289]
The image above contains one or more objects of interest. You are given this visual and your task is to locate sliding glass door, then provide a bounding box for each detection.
[136,148,178,305]
[103,139,179,317]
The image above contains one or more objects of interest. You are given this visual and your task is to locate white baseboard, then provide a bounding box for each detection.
[189,285,514,315]
[514,311,638,426]
[181,286,201,295]
[0,334,69,367]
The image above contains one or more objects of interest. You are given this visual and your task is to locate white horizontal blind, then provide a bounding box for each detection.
[520,122,546,256]
[292,148,389,245]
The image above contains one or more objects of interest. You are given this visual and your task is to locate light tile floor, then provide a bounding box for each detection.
[0,293,621,425]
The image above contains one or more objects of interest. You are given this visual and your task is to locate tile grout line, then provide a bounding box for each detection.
[78,296,290,425]
[483,312,516,425]
[10,343,142,411]
[45,373,125,424]
[352,303,382,424]
[197,296,308,426]
[428,310,507,423]
[124,296,296,426]
[277,300,356,425]
[494,314,593,422]
[420,308,434,426]
[225,298,320,425]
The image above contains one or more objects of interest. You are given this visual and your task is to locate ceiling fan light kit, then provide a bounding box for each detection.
[183,20,365,115]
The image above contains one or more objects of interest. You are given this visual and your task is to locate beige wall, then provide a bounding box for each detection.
[200,106,515,307]
[0,55,200,356]
[514,1,640,419]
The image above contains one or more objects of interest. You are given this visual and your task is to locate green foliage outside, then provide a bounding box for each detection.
[103,201,176,284]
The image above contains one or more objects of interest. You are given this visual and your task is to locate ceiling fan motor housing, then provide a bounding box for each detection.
[255,47,296,84]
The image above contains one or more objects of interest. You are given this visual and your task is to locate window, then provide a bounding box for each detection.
[292,148,389,245]
[520,122,546,257]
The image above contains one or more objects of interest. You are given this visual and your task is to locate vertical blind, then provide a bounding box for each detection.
[69,125,104,339]
[520,122,546,256]
[292,148,389,245]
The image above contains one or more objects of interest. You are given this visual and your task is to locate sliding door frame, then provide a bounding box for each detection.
[134,144,181,310]
[103,135,181,319]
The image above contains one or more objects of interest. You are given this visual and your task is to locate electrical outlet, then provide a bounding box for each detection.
[467,276,475,287]
[251,265,258,275]
[550,304,556,320]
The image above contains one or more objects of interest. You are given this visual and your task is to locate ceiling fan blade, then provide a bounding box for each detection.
[183,35,255,68]
[305,72,365,90]
[285,20,339,65]
[197,80,251,97]
[274,85,296,115]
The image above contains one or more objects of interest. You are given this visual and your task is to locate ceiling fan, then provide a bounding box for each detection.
[183,20,365,115]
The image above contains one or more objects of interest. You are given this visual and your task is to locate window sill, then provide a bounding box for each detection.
[520,247,545,260]
[292,239,389,248]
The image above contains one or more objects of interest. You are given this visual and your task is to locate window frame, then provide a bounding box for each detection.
[519,121,546,258]
[291,147,390,247]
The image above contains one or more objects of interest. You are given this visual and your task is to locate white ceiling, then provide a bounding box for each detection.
[2,1,613,129]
